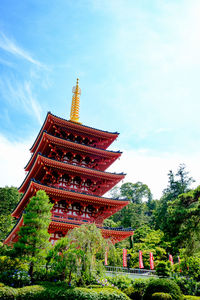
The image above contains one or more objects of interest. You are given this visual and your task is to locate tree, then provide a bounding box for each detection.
[47,236,84,283]
[120,182,152,204]
[67,223,108,283]
[14,190,53,281]
[110,182,153,229]
[153,164,194,234]
[167,186,200,254]
[0,186,20,241]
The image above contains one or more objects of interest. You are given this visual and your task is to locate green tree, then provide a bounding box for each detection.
[167,186,200,254]
[120,182,152,204]
[67,223,108,283]
[47,236,84,283]
[14,190,53,281]
[110,182,153,229]
[0,186,20,241]
[154,164,194,234]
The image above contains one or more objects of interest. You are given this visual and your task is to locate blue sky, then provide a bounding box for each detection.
[0,0,200,198]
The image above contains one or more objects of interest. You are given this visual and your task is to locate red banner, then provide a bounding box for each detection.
[139,250,144,269]
[178,256,182,272]
[123,248,127,267]
[169,254,174,265]
[149,252,154,270]
[105,249,108,266]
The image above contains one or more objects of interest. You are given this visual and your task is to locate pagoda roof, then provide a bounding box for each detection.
[4,215,133,245]
[25,131,122,172]
[30,112,119,153]
[13,180,129,218]
[19,153,125,195]
[4,216,23,245]
[49,219,134,244]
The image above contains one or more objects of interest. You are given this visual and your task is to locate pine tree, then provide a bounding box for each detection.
[14,190,53,281]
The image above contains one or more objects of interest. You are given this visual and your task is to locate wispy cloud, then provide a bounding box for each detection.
[0,32,42,67]
[0,78,43,125]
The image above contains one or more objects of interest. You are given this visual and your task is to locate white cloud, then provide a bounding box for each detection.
[108,148,200,199]
[0,78,43,125]
[0,134,32,188]
[0,32,42,67]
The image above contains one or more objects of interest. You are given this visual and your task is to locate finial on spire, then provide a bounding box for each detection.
[70,78,81,124]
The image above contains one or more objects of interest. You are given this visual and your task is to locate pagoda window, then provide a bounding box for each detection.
[85,178,92,187]
[60,129,67,138]
[83,137,89,145]
[62,174,70,183]
[75,154,82,162]
[68,133,75,142]
[85,156,91,165]
[75,135,82,143]
[74,176,82,186]
[57,148,63,159]
[64,152,73,162]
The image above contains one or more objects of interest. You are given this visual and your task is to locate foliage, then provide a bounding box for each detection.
[14,190,53,280]
[124,278,151,300]
[143,278,183,300]
[67,223,107,283]
[151,292,172,299]
[106,275,133,291]
[110,182,153,234]
[0,186,20,241]
[0,285,130,300]
[46,223,107,285]
[0,255,30,287]
[183,296,200,300]
[155,261,171,277]
[173,276,199,296]
[167,186,200,254]
[153,164,194,237]
[47,235,84,283]
[0,269,31,288]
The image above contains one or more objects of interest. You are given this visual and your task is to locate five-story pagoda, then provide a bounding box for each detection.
[4,79,133,246]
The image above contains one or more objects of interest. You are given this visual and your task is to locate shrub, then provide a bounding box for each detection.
[155,261,171,277]
[152,292,172,299]
[124,278,150,300]
[0,269,31,287]
[183,296,200,300]
[0,285,130,300]
[173,276,197,296]
[143,278,183,300]
[107,275,133,291]
[0,286,18,300]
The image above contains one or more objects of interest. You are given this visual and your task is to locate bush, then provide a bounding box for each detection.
[183,296,200,300]
[107,275,133,291]
[0,285,130,300]
[173,276,197,296]
[124,278,150,300]
[155,261,171,277]
[0,269,31,288]
[0,286,19,300]
[143,278,183,300]
[152,292,172,299]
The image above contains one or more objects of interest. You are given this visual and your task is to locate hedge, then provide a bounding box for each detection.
[183,296,200,300]
[143,278,183,300]
[152,292,172,299]
[0,285,130,300]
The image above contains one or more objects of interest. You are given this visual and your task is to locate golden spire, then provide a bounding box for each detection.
[70,78,81,123]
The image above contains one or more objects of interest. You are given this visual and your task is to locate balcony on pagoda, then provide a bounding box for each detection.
[30,112,119,154]
[20,154,125,196]
[25,132,121,172]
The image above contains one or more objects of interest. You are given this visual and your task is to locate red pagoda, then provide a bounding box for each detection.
[4,79,133,246]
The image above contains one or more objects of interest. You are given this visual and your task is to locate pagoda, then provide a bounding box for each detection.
[4,79,133,246]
